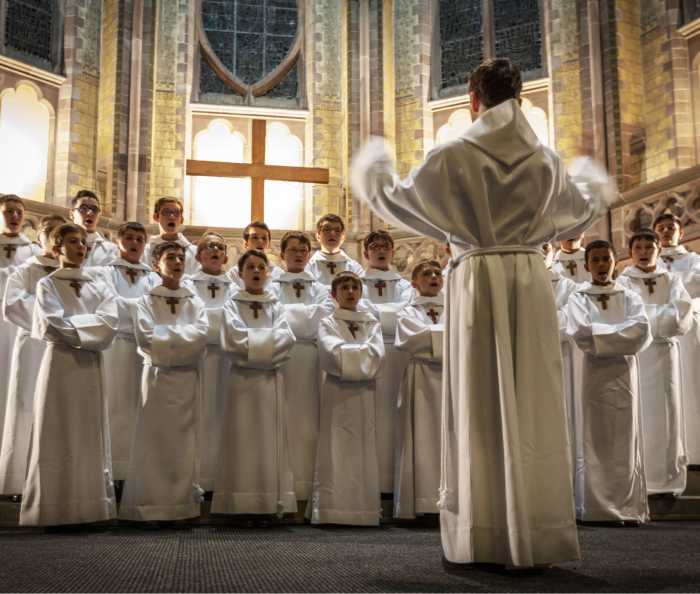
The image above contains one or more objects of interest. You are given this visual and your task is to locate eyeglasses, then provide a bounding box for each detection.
[203,241,227,252]
[76,204,100,215]
[368,242,392,251]
[160,208,182,218]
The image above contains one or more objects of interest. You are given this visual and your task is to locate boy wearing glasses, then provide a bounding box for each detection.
[144,197,199,275]
[70,190,119,267]
[306,214,364,286]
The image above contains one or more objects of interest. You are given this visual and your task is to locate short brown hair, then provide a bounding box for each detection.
[280,231,311,253]
[117,221,147,239]
[243,221,271,242]
[196,231,227,255]
[584,240,614,265]
[411,259,442,281]
[316,214,345,233]
[153,196,184,216]
[628,229,658,251]
[50,223,87,248]
[0,194,25,208]
[151,241,185,263]
[238,248,268,271]
[331,271,362,294]
[468,58,522,109]
[39,214,67,236]
[71,190,101,208]
[363,230,394,252]
[653,210,682,229]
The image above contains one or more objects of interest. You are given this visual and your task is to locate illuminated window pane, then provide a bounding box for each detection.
[435,109,472,146]
[0,83,50,202]
[521,98,550,147]
[263,121,302,229]
[192,119,252,227]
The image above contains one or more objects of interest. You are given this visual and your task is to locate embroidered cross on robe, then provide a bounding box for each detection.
[426,307,440,324]
[292,280,305,299]
[249,301,263,319]
[165,297,179,314]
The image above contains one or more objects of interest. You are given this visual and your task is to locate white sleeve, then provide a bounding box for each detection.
[395,308,442,361]
[3,266,34,331]
[319,318,385,381]
[648,275,693,339]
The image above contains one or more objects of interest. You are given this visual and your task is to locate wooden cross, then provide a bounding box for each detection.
[208,282,220,300]
[2,244,17,259]
[565,260,578,277]
[69,280,82,298]
[248,301,263,319]
[186,119,330,221]
[124,268,139,285]
[426,307,440,324]
[346,320,359,339]
[326,261,338,276]
[374,279,387,297]
[292,280,305,299]
[643,277,657,295]
[595,293,610,310]
[165,297,179,314]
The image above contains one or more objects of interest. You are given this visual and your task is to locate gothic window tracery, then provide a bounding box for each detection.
[0,0,62,72]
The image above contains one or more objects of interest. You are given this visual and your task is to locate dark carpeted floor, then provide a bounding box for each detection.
[1,521,699,592]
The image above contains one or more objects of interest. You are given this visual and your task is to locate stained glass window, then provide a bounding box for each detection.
[3,0,58,69]
[493,0,543,77]
[439,0,483,91]
[682,0,700,24]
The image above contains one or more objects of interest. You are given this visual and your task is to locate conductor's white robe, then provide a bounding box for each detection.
[393,296,444,519]
[20,268,118,526]
[660,245,700,464]
[212,290,296,515]
[361,268,413,492]
[351,98,616,566]
[553,248,590,284]
[271,271,334,499]
[618,267,693,495]
[566,282,652,522]
[91,259,160,480]
[0,255,58,495]
[306,250,364,286]
[119,285,208,521]
[311,308,385,525]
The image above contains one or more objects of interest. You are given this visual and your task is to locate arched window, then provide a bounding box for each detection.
[435,0,546,99]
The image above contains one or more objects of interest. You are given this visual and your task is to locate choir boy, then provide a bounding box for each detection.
[306,214,364,286]
[311,271,385,525]
[566,240,652,523]
[119,242,208,522]
[654,210,700,465]
[228,221,283,288]
[189,232,233,492]
[90,221,159,482]
[144,197,199,275]
[70,190,119,266]
[0,214,65,496]
[553,233,590,283]
[361,229,413,493]
[618,230,693,495]
[20,223,118,526]
[213,249,296,516]
[393,260,444,519]
[0,195,41,447]
[271,231,334,500]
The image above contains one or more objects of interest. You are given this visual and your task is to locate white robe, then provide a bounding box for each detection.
[0,234,41,446]
[144,233,199,275]
[119,285,208,521]
[84,232,119,267]
[552,248,590,283]
[394,296,444,519]
[306,250,365,286]
[20,268,118,526]
[566,282,652,522]
[212,290,296,515]
[660,245,700,464]
[90,259,160,480]
[0,255,58,495]
[227,263,284,289]
[350,98,617,566]
[311,308,385,525]
[618,267,693,495]
[361,268,413,492]
[271,271,334,499]
[186,270,234,491]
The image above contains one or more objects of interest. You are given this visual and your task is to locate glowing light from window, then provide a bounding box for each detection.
[435,109,472,146]
[521,98,550,147]
[264,121,303,230]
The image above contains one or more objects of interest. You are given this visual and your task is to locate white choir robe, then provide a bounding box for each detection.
[187,270,233,491]
[90,259,160,480]
[566,282,652,522]
[20,268,118,526]
[660,245,700,464]
[305,250,365,286]
[227,263,284,289]
[271,271,335,499]
[0,234,41,446]
[119,285,208,521]
[0,255,58,495]
[618,267,693,495]
[552,248,590,283]
[144,233,199,275]
[350,98,617,566]
[213,290,296,515]
[361,268,413,492]
[311,308,385,525]
[393,296,444,519]
[84,232,119,267]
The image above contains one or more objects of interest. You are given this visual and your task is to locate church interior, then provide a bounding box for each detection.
[2,0,700,591]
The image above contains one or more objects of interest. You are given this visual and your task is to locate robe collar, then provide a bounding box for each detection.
[188,270,231,284]
[462,99,540,168]
[578,281,625,295]
[554,248,586,262]
[333,306,376,323]
[0,233,32,246]
[50,267,93,282]
[150,284,193,299]
[275,270,316,283]
[107,257,152,271]
[149,233,192,248]
[621,265,667,280]
[26,254,59,268]
[232,289,277,303]
[313,249,352,263]
[86,231,107,246]
[362,268,403,281]
[412,295,444,307]
[660,245,689,258]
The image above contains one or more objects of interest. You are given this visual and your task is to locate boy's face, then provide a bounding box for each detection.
[316,221,345,253]
[585,247,615,284]
[333,279,362,310]
[154,202,184,235]
[55,231,87,267]
[241,255,268,293]
[654,219,682,248]
[630,239,658,270]
[282,238,310,273]
[560,235,584,252]
[244,226,270,251]
[541,243,554,268]
[118,230,146,264]
[197,236,228,274]
[1,200,25,235]
[71,197,101,233]
[155,248,186,282]
[412,266,443,297]
[364,238,394,270]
